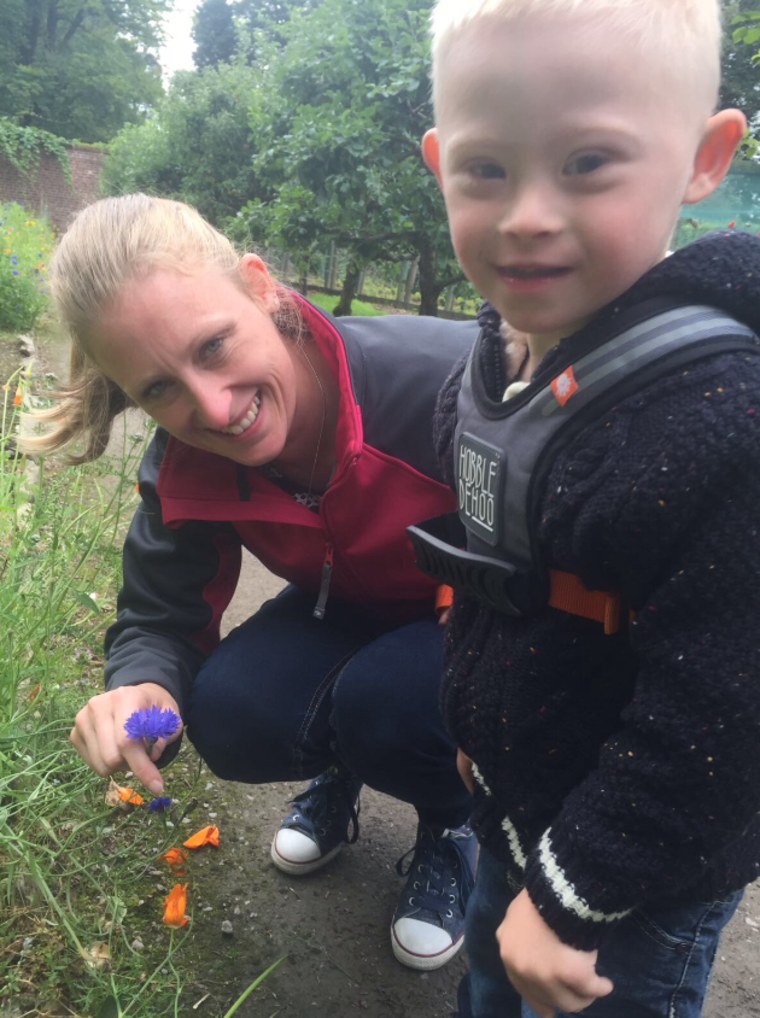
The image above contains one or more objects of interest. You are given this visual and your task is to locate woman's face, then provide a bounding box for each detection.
[91,256,308,468]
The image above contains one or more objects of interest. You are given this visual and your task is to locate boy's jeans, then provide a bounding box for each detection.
[459,845,742,1018]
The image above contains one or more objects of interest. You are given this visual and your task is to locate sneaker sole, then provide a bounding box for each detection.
[269,836,344,876]
[390,925,465,971]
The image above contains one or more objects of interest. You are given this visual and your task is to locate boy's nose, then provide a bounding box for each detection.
[498,183,562,239]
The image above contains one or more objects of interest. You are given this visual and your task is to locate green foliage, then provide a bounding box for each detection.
[103,61,260,224]
[723,0,760,145]
[732,7,760,50]
[240,0,462,313]
[0,203,54,332]
[0,118,70,177]
[0,0,168,143]
[232,0,324,62]
[193,0,238,68]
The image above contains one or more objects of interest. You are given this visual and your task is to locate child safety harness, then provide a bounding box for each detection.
[408,297,760,634]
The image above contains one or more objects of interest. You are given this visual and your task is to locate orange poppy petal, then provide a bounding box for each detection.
[182,824,220,849]
[158,848,188,873]
[117,785,144,807]
[162,883,190,928]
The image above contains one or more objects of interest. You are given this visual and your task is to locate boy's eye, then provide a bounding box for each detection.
[469,161,505,180]
[565,152,608,176]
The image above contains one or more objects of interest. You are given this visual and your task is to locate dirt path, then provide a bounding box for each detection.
[175,554,759,1018]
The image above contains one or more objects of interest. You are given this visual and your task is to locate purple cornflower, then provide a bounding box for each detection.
[124,706,181,741]
[147,796,174,813]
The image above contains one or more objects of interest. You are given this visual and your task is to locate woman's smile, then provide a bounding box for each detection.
[219,392,262,436]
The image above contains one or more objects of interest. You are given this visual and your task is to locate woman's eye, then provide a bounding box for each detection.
[565,152,608,176]
[201,336,224,360]
[142,380,168,402]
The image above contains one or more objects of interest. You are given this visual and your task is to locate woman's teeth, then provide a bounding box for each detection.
[221,394,261,435]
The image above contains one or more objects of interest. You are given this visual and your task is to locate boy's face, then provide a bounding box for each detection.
[425,14,718,346]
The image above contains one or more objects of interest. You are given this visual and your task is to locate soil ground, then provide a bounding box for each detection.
[5,332,758,1017]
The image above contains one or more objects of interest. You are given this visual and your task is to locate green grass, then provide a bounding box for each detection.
[305,288,384,317]
[1,371,281,1015]
[1,391,196,1016]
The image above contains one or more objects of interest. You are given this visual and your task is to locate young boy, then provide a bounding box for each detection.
[418,1,760,1015]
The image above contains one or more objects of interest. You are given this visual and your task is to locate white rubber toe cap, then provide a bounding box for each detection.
[274,829,321,864]
[270,829,343,875]
[391,917,462,971]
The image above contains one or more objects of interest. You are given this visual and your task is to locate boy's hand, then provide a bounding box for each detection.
[497,889,614,1017]
[70,683,182,796]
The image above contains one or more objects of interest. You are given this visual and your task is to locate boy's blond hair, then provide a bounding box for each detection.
[23,193,298,462]
[430,0,723,120]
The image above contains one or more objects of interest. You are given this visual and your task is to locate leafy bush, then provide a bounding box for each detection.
[0,203,54,332]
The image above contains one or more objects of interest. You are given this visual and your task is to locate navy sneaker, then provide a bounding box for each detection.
[391,822,477,970]
[270,767,361,876]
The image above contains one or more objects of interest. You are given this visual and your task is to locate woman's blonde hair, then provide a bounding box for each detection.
[23,193,299,462]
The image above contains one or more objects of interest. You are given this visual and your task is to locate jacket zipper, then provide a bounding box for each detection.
[313,542,334,620]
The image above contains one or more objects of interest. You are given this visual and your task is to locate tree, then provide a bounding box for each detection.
[240,0,463,315]
[0,0,167,142]
[193,0,237,68]
[233,0,323,59]
[103,60,260,225]
[722,0,760,146]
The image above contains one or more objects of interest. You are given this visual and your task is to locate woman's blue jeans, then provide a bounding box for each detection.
[459,846,742,1018]
[185,585,471,828]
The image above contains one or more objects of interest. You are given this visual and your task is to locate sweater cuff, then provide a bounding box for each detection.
[523,829,633,951]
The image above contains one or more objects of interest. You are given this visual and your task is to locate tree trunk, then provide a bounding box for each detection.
[417,241,441,317]
[403,257,419,306]
[298,257,309,295]
[324,241,336,289]
[328,244,340,289]
[332,255,363,316]
[357,266,367,298]
[396,261,409,304]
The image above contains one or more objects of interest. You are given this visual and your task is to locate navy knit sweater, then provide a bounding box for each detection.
[434,231,760,951]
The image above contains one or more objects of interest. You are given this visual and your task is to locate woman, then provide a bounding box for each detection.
[28,194,477,972]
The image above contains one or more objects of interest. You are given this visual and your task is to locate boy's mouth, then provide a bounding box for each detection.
[219,392,261,436]
[500,264,569,280]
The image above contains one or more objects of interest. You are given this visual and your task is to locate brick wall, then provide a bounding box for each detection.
[0,146,105,232]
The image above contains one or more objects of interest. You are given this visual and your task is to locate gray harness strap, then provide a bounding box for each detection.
[409,303,759,617]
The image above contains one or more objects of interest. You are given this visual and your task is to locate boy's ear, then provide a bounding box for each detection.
[421,128,443,185]
[683,109,747,206]
[239,253,279,314]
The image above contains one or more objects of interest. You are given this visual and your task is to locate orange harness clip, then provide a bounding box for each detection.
[548,570,628,635]
[436,574,628,634]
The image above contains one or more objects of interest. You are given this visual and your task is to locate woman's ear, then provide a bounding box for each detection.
[683,108,747,206]
[421,128,443,185]
[239,254,280,314]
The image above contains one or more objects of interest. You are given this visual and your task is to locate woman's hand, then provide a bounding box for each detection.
[70,683,183,795]
[497,889,614,1017]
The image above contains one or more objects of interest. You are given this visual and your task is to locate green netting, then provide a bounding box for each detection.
[676,167,760,246]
